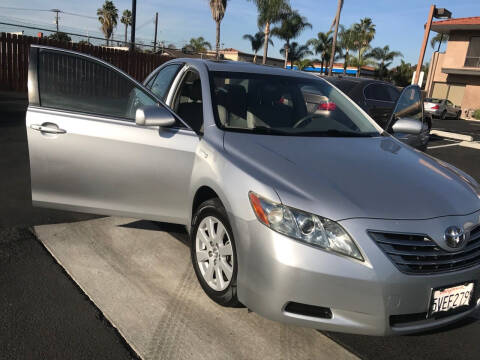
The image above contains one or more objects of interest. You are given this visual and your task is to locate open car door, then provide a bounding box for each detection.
[26,46,199,224]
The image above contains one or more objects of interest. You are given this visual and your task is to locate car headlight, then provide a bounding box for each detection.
[249,191,364,261]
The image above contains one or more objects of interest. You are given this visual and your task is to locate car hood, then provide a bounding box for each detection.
[223,132,480,220]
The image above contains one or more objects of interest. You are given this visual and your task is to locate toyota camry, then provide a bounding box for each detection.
[26,46,480,335]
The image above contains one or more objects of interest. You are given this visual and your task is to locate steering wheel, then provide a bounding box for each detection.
[293,114,316,128]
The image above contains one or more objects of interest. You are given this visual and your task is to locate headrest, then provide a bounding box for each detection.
[224,84,247,117]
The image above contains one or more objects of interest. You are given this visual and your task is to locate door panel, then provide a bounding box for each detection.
[27,46,199,224]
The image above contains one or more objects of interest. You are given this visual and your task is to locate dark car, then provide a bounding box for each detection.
[323,76,431,151]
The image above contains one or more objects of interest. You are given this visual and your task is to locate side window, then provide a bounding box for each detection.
[172,70,203,132]
[386,86,400,103]
[364,84,393,102]
[446,100,453,106]
[149,64,182,101]
[38,50,156,121]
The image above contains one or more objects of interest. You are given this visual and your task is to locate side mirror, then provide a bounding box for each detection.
[135,105,176,127]
[392,118,422,135]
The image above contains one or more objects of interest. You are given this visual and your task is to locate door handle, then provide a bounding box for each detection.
[30,124,67,134]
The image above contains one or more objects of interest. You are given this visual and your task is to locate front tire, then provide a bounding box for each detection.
[191,198,241,307]
[456,111,461,120]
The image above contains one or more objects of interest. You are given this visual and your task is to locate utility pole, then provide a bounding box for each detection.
[153,12,158,52]
[51,9,60,33]
[328,0,343,76]
[130,0,137,51]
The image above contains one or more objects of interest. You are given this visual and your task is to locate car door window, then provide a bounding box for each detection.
[38,50,156,121]
[446,100,453,106]
[149,64,182,101]
[172,70,203,132]
[387,85,423,131]
[364,84,393,102]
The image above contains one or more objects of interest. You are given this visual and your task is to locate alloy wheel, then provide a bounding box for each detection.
[195,216,234,291]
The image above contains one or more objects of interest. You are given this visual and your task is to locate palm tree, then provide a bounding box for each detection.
[295,59,313,71]
[209,0,228,60]
[280,41,312,64]
[249,0,291,64]
[307,31,332,74]
[188,37,212,53]
[120,9,132,45]
[328,0,343,75]
[97,0,119,46]
[243,31,273,63]
[430,33,449,51]
[271,10,311,67]
[367,45,403,80]
[352,17,376,77]
[391,60,414,87]
[338,25,355,74]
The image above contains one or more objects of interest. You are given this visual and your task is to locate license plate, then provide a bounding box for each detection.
[429,282,474,317]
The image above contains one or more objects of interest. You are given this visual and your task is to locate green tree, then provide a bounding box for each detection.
[121,9,132,44]
[352,17,376,77]
[188,37,212,53]
[391,60,414,87]
[243,31,273,63]
[97,0,119,46]
[307,31,332,74]
[295,58,313,71]
[367,45,402,80]
[47,32,71,42]
[248,0,291,64]
[271,10,311,66]
[337,25,355,74]
[279,41,312,63]
[430,33,449,51]
[209,0,228,60]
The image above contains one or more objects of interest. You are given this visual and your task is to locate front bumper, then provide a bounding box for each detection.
[232,212,480,336]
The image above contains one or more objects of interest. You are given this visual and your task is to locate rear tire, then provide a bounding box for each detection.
[456,111,461,120]
[441,110,447,120]
[190,198,241,307]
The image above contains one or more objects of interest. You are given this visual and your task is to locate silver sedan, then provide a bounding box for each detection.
[26,45,480,336]
[424,98,462,119]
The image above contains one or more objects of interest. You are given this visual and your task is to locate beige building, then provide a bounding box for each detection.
[425,16,480,114]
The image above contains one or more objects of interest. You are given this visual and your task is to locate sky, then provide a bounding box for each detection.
[1,0,480,67]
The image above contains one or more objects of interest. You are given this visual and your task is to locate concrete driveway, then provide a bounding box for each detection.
[35,217,357,360]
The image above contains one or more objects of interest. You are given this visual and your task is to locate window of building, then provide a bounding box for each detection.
[465,36,480,68]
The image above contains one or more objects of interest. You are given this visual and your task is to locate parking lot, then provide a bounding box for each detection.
[2,97,480,359]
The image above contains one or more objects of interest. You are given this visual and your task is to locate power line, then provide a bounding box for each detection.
[0,6,97,20]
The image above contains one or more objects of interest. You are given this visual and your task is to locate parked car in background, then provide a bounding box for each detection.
[26,46,480,336]
[424,98,462,120]
[324,76,431,151]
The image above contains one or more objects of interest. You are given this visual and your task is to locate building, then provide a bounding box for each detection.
[425,16,480,114]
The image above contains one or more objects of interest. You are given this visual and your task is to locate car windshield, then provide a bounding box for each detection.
[425,98,442,103]
[210,71,380,137]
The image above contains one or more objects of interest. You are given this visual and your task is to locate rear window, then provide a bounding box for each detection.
[425,98,442,103]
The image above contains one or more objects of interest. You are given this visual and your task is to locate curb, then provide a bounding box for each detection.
[459,141,480,150]
[430,130,473,142]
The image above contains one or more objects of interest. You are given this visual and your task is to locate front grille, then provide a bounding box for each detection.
[370,226,480,275]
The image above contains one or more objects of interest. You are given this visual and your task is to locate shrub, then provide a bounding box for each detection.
[474,109,480,120]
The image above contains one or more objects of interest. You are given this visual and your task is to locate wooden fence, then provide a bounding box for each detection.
[0,32,173,92]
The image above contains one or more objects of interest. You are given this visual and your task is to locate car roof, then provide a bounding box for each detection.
[323,76,394,86]
[171,58,317,78]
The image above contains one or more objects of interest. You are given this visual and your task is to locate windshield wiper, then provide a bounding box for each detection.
[296,129,379,137]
